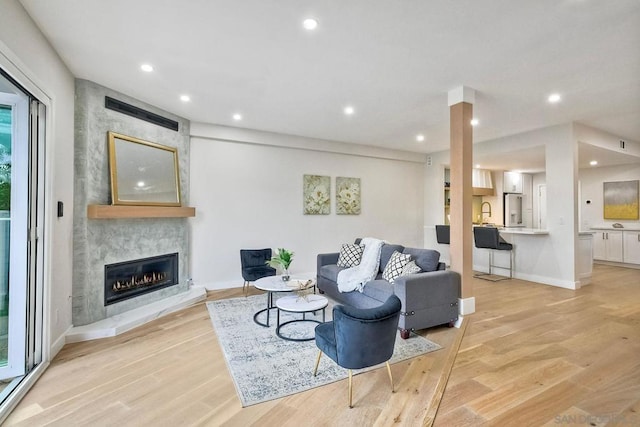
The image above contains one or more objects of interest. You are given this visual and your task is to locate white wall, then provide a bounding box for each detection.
[190,124,425,289]
[0,1,75,354]
[532,172,546,229]
[576,123,640,157]
[579,164,640,230]
[424,151,450,226]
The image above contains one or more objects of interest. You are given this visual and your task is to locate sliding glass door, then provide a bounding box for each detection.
[0,92,28,380]
[0,70,44,394]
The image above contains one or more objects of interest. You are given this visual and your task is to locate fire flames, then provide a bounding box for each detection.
[112,271,168,292]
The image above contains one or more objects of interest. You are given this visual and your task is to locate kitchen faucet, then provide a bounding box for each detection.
[481,201,492,223]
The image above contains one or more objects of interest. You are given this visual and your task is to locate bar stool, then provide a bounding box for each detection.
[435,225,450,244]
[473,227,513,281]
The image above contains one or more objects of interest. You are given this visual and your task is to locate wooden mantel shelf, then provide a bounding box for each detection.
[87,205,196,219]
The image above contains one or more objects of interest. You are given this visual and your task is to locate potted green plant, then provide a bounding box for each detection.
[266,248,294,281]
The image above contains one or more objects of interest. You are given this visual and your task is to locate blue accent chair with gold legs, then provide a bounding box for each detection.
[313,295,401,408]
[240,248,276,296]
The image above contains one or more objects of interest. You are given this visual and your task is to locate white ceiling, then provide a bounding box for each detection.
[19,0,640,157]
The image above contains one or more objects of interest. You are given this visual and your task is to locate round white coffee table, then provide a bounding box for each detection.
[253,275,316,327]
[275,294,328,342]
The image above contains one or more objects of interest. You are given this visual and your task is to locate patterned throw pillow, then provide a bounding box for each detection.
[399,260,422,278]
[382,251,412,282]
[337,243,365,267]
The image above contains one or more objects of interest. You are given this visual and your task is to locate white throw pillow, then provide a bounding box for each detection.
[337,243,365,267]
[382,251,411,282]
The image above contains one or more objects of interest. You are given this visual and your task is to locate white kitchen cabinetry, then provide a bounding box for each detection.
[503,171,523,193]
[623,231,640,264]
[592,230,623,262]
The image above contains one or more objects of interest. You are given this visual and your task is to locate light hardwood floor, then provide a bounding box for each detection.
[435,264,640,426]
[5,264,640,426]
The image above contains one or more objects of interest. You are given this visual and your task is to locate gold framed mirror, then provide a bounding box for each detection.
[108,132,181,206]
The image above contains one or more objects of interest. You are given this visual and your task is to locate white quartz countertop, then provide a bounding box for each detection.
[590,226,640,231]
[498,228,549,235]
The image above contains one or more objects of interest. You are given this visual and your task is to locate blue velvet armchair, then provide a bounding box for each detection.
[313,295,402,407]
[240,248,276,295]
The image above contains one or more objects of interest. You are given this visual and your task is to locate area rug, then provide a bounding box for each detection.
[206,294,441,407]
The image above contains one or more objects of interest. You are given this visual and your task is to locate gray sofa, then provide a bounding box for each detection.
[317,241,461,339]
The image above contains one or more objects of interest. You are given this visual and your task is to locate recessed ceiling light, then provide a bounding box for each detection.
[548,93,561,103]
[416,134,425,142]
[475,164,481,168]
[180,95,190,102]
[590,160,598,166]
[140,64,154,72]
[344,106,355,115]
[303,18,318,30]
[470,118,479,126]
[233,113,242,121]
[137,181,145,187]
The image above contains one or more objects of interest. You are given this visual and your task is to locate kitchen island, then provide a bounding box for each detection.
[424,226,593,289]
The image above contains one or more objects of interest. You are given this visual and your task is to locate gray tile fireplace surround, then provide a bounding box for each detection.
[73,80,192,326]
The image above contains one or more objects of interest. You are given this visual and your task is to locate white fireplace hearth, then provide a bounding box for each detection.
[66,286,206,343]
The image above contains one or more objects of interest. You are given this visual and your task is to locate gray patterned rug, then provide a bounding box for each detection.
[206,294,441,407]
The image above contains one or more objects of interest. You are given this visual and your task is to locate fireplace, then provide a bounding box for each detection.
[104,253,179,306]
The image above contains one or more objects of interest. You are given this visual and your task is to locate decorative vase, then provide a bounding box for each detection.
[281,268,290,282]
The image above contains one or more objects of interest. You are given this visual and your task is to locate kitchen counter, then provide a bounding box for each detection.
[499,228,549,235]
[424,225,592,289]
[590,226,640,231]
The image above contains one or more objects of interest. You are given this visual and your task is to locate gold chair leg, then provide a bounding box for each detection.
[348,370,353,408]
[243,281,249,297]
[386,361,394,393]
[313,350,322,376]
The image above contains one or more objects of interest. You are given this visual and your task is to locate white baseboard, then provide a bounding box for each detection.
[472,264,580,290]
[50,325,71,359]
[66,287,206,343]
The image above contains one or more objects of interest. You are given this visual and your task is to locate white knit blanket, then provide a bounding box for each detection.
[337,237,384,292]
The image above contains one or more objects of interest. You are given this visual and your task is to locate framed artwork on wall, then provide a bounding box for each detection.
[603,180,639,220]
[303,175,330,214]
[336,177,361,215]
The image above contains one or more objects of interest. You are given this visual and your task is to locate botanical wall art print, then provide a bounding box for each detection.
[303,174,330,215]
[603,180,639,220]
[336,177,361,215]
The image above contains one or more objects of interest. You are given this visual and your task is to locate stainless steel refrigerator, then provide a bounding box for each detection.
[504,193,523,227]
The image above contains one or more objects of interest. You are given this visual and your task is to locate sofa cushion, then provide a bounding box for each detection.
[402,247,440,272]
[337,243,365,267]
[362,279,394,303]
[319,264,347,283]
[379,244,405,272]
[382,251,412,282]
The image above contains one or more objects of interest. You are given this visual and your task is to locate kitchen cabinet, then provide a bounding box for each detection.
[623,231,640,264]
[592,230,623,262]
[503,171,523,193]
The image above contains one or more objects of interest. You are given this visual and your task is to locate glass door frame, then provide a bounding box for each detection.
[0,91,29,379]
